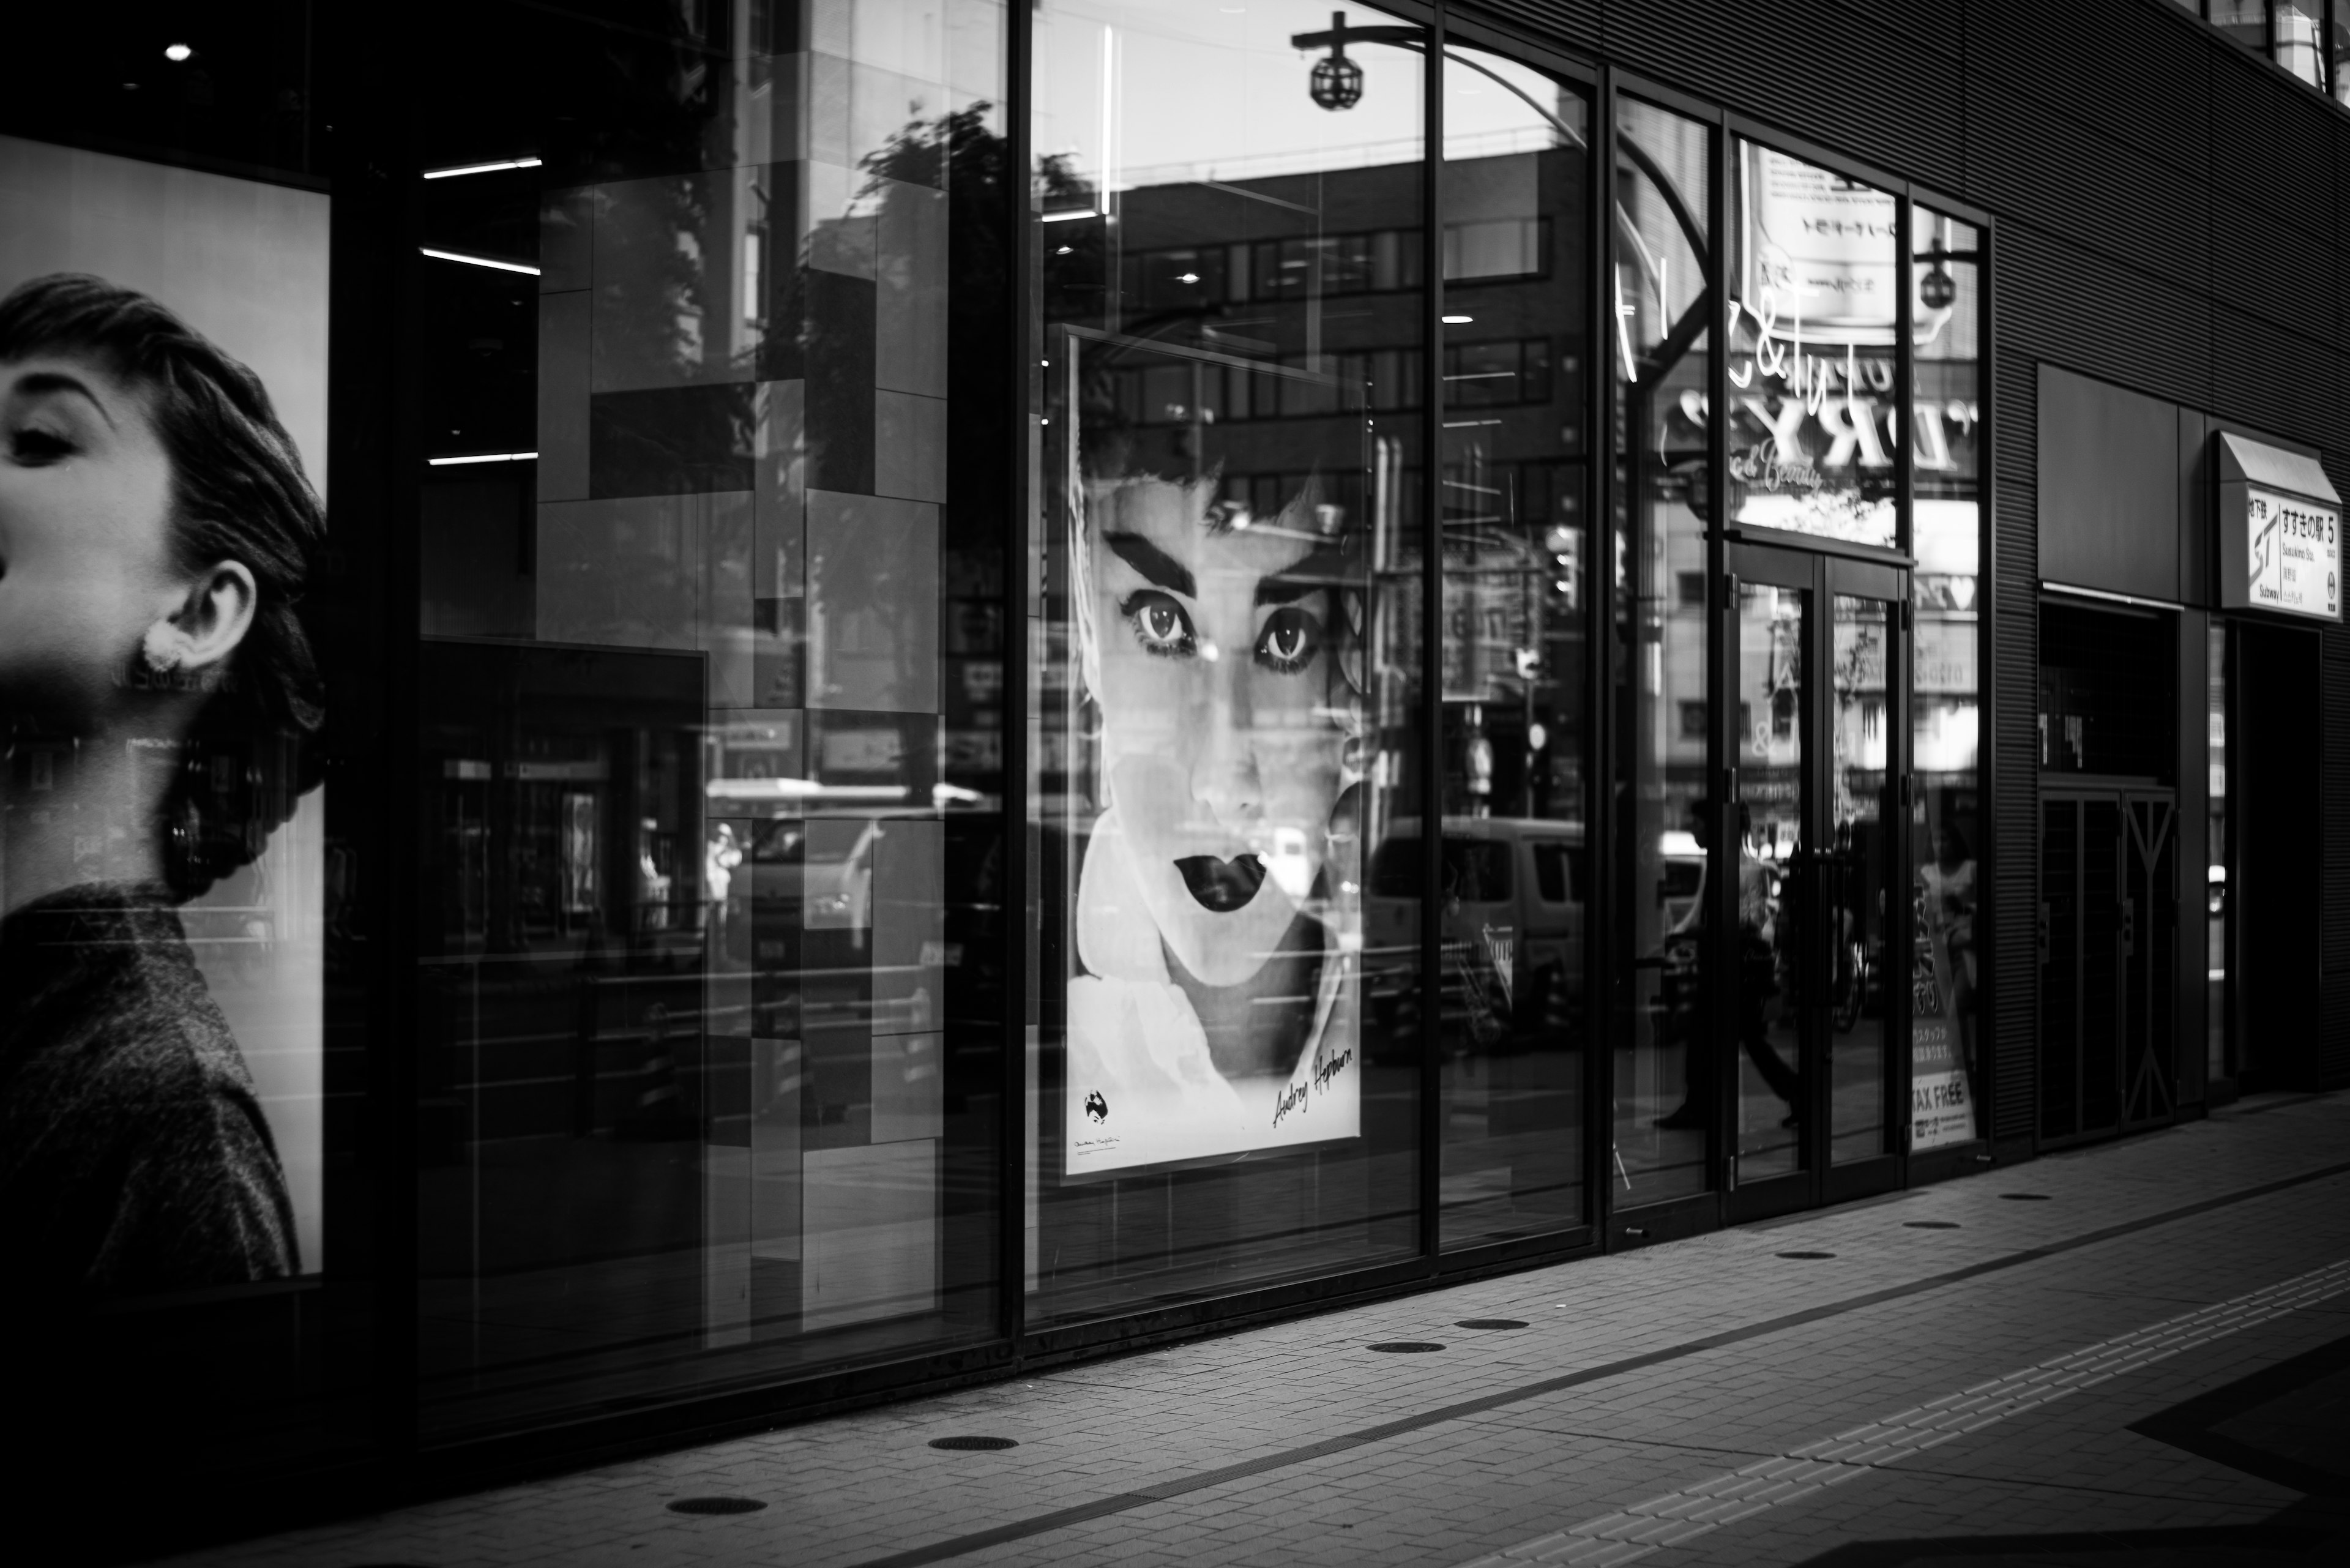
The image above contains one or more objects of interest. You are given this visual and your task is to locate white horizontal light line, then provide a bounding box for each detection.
[420,247,542,276]
[423,156,543,179]
[427,452,539,466]
[1040,207,1100,222]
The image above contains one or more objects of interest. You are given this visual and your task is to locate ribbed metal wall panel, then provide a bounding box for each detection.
[1966,0,2210,190]
[2217,189,2343,354]
[2209,50,2338,244]
[1464,0,1602,52]
[1991,343,2039,1143]
[1966,81,2209,302]
[1995,220,2215,413]
[2210,307,2348,458]
[1598,0,1967,193]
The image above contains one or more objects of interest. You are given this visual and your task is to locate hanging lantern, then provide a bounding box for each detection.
[1310,49,1364,110]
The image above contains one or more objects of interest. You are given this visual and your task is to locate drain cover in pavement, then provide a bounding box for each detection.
[1776,1250,1835,1260]
[2000,1192,2052,1201]
[667,1497,766,1515]
[1455,1319,1529,1330]
[1370,1341,1445,1353]
[1905,1220,1961,1229]
[930,1435,1020,1450]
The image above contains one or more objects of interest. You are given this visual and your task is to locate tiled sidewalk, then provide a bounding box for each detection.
[157,1093,2350,1568]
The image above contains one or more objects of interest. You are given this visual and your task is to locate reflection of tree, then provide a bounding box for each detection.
[855,103,1015,785]
[1035,153,1106,326]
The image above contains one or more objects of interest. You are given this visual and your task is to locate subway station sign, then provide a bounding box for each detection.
[2217,431,2341,623]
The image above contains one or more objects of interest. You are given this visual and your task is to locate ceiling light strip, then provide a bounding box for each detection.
[419,247,543,277]
[423,157,544,179]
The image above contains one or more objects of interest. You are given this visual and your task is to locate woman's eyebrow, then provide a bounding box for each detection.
[1256,545,1351,605]
[1103,530,1195,597]
[12,371,118,429]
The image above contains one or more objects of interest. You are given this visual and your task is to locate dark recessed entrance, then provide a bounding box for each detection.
[2037,601,2177,1144]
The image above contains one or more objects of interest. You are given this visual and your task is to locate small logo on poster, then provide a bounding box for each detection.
[1083,1091,1109,1124]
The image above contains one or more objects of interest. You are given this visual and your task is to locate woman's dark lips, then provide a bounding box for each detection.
[1174,853,1265,913]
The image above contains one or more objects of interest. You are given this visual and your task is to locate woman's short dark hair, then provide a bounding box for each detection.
[0,274,325,899]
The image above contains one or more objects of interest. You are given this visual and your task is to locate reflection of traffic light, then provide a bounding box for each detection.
[1544,522,1580,608]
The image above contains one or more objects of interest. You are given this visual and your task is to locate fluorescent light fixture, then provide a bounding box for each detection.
[1040,208,1099,223]
[423,156,544,179]
[1441,314,1473,324]
[427,452,539,466]
[164,43,193,62]
[420,247,542,276]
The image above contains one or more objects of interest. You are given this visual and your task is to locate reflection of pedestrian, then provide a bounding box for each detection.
[1655,805,1802,1129]
[705,821,743,959]
[0,275,319,1309]
[1921,822,1977,1067]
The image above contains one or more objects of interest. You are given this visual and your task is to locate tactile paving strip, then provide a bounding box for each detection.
[1457,1255,2350,1568]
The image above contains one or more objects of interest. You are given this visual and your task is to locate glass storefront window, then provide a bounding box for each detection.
[1028,0,1424,1321]
[1909,207,1983,1151]
[2210,0,2270,52]
[1610,97,1714,1208]
[413,0,1011,1439]
[2333,7,2350,103]
[2275,2,2328,84]
[1728,141,1898,550]
[1436,47,1591,1249]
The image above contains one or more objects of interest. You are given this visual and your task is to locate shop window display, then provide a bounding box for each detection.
[1028,0,1426,1318]
[0,113,348,1501]
[411,0,1011,1438]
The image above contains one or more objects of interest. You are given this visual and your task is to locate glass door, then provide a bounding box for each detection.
[1723,546,1905,1219]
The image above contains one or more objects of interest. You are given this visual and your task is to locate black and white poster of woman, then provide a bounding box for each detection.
[0,133,329,1313]
[1056,332,1367,1178]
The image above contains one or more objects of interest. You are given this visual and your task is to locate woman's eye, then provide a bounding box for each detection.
[8,427,72,465]
[1255,607,1321,673]
[1119,591,1195,658]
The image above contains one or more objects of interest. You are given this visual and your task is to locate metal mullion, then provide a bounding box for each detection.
[1418,0,1447,1262]
[1585,66,1613,1242]
[1892,195,1915,1171]
[1889,573,1913,1170]
[1001,0,1035,1354]
[1707,106,1734,1198]
[368,13,430,1469]
[1591,64,1621,1244]
[1976,211,2002,1156]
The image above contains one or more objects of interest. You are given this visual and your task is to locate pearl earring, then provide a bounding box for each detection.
[140,627,182,683]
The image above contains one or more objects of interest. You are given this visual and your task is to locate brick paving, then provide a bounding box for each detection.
[153,1092,2350,1568]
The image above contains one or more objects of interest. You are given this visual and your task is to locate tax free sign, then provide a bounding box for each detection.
[2217,431,2341,623]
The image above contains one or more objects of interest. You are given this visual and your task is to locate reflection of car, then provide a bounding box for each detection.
[1657,829,1704,928]
[1362,817,1586,1053]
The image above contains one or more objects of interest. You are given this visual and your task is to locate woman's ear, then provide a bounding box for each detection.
[146,561,258,681]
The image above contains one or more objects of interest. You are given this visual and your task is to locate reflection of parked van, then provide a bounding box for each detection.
[1363,818,1586,1048]
[1658,829,1704,928]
